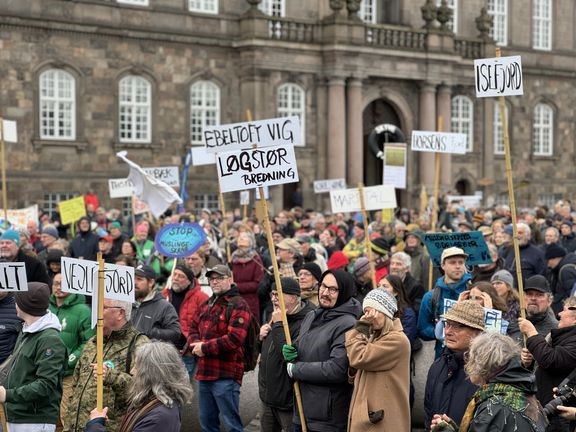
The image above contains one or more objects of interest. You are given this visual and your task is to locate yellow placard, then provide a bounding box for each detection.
[381,208,394,223]
[59,196,86,225]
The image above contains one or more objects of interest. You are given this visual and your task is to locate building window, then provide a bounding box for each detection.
[43,192,76,217]
[436,0,457,33]
[190,81,220,146]
[487,0,507,46]
[193,193,219,214]
[119,76,151,143]
[259,0,284,16]
[359,0,376,24]
[533,0,552,50]
[39,69,76,140]
[117,0,148,5]
[533,103,553,156]
[493,104,508,155]
[277,83,305,147]
[451,96,473,152]
[188,0,218,14]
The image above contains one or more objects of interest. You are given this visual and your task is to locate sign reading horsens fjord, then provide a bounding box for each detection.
[474,55,523,98]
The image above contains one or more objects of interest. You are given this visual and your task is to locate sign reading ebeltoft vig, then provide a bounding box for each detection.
[205,116,301,193]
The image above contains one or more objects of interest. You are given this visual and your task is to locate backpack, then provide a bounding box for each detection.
[224,296,260,372]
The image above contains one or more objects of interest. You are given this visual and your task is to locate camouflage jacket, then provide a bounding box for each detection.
[64,323,148,432]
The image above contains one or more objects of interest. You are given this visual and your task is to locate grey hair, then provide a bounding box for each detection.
[238,231,256,249]
[545,226,560,240]
[107,299,132,321]
[516,222,532,239]
[391,251,411,268]
[129,341,193,409]
[465,332,520,385]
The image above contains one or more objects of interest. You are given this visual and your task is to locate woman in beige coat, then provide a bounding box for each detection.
[345,288,411,431]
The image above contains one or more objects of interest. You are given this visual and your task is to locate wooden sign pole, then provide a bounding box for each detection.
[428,116,442,291]
[0,119,7,226]
[358,182,377,290]
[96,252,105,410]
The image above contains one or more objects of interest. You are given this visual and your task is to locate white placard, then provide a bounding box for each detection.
[108,166,179,199]
[216,145,299,193]
[61,257,135,302]
[474,55,523,98]
[255,185,269,200]
[446,195,482,209]
[2,120,17,143]
[313,178,347,194]
[108,178,134,198]
[411,131,468,154]
[330,185,397,213]
[240,190,250,206]
[191,146,216,166]
[6,205,39,229]
[382,143,407,190]
[203,116,301,154]
[0,262,28,292]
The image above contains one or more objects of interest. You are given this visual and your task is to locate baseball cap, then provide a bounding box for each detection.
[525,275,551,293]
[441,247,468,263]
[206,264,232,278]
[135,264,156,280]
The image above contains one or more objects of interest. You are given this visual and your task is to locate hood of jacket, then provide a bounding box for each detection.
[311,296,362,328]
[487,356,537,394]
[436,272,471,295]
[23,310,62,333]
[49,292,87,309]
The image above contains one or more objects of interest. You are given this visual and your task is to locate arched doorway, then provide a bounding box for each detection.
[362,99,404,204]
[455,178,471,195]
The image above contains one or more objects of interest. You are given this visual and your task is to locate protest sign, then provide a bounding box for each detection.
[216,145,299,193]
[313,178,347,194]
[154,223,206,258]
[330,185,397,213]
[2,120,17,143]
[240,190,250,206]
[446,195,482,209]
[132,197,150,215]
[443,298,503,334]
[411,131,467,154]
[0,262,28,292]
[255,185,269,200]
[108,178,134,199]
[423,232,492,267]
[6,205,38,228]
[61,257,135,302]
[383,143,407,189]
[59,196,86,225]
[203,116,301,153]
[474,55,523,98]
[191,146,216,166]
[109,167,179,199]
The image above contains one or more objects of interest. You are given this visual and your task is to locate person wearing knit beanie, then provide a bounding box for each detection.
[15,282,51,316]
[362,289,398,320]
[298,263,322,306]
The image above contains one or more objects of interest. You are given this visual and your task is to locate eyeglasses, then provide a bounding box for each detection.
[567,306,576,311]
[103,306,122,310]
[299,271,313,278]
[444,320,468,331]
[319,283,339,295]
[208,276,227,283]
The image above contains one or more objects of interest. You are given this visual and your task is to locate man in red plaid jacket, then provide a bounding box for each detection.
[188,264,252,432]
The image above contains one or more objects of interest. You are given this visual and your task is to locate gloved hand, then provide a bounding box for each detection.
[282,344,298,363]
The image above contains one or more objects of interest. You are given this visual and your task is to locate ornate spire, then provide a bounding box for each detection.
[476,7,494,41]
[436,0,453,33]
[421,0,437,30]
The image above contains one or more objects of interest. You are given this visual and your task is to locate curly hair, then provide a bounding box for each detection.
[465,332,520,385]
[129,341,193,409]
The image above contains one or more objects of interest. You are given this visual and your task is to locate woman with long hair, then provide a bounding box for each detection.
[231,231,264,322]
[86,341,193,432]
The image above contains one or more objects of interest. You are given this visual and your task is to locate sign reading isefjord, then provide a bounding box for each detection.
[474,55,523,98]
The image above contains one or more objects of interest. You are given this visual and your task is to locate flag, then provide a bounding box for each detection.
[116,151,182,218]
[177,149,192,213]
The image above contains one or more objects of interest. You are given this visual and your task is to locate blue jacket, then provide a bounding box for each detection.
[417,273,471,358]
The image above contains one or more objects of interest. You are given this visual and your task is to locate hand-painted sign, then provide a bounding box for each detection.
[330,185,397,213]
[59,196,87,225]
[216,144,299,193]
[203,116,301,153]
[0,262,28,291]
[423,232,492,267]
[474,55,523,98]
[313,178,347,194]
[109,166,179,199]
[240,191,250,206]
[154,223,207,258]
[411,131,467,154]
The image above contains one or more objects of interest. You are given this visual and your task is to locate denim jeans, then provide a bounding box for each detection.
[182,355,197,377]
[198,379,243,432]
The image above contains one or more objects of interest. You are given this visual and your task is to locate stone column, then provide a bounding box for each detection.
[346,78,363,186]
[418,83,437,188]
[437,84,452,188]
[327,77,347,181]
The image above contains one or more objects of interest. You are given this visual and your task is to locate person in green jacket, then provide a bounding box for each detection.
[0,282,67,432]
[49,272,95,431]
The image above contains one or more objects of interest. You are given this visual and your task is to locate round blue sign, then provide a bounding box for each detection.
[154,223,207,258]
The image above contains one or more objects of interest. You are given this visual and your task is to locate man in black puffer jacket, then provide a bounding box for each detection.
[0,292,21,363]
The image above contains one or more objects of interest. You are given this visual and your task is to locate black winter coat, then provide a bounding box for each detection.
[503,243,546,288]
[0,294,21,363]
[547,253,576,314]
[70,231,99,261]
[84,403,182,432]
[258,300,315,409]
[16,250,51,286]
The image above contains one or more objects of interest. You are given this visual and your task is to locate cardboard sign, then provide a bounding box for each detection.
[216,144,299,193]
[60,257,135,302]
[474,55,523,98]
[383,143,407,189]
[203,116,301,153]
[446,195,482,210]
[132,197,150,215]
[191,146,216,166]
[0,262,28,292]
[6,205,38,228]
[240,190,250,206]
[313,178,347,194]
[330,185,397,213]
[59,196,86,225]
[411,131,467,154]
[2,120,17,143]
[423,232,492,267]
[154,223,207,258]
[108,178,134,199]
[443,298,504,334]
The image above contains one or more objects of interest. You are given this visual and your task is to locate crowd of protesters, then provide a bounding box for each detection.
[4,194,576,431]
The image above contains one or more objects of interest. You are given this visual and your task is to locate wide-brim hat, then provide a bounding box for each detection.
[442,300,485,331]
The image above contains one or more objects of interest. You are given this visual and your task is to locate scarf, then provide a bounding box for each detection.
[231,247,258,263]
[119,398,164,432]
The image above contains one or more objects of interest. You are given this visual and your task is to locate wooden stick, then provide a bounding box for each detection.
[246,109,307,432]
[428,117,442,291]
[218,192,231,263]
[96,252,105,410]
[0,119,7,226]
[358,182,377,290]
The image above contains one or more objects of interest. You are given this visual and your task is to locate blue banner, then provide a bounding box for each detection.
[154,223,206,258]
[423,231,491,267]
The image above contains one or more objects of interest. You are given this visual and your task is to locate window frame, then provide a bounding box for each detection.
[487,0,508,46]
[190,80,221,146]
[258,0,285,17]
[188,0,218,14]
[117,0,149,6]
[118,75,152,144]
[359,0,377,24]
[532,103,554,156]
[451,95,474,153]
[277,83,306,147]
[533,0,552,50]
[39,69,77,141]
[493,103,509,155]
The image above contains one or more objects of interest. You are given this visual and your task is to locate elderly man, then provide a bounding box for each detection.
[425,300,485,431]
[544,243,576,315]
[543,226,560,248]
[503,222,546,287]
[519,295,576,432]
[131,264,181,344]
[390,251,425,313]
[418,247,472,358]
[258,277,315,432]
[282,269,362,432]
[65,299,148,432]
[184,251,212,296]
[403,230,430,288]
[523,275,558,337]
[0,229,50,286]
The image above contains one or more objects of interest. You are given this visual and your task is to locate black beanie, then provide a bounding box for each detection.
[300,262,322,282]
[15,282,50,316]
[272,277,301,296]
[175,264,195,284]
[545,243,566,260]
[320,269,354,308]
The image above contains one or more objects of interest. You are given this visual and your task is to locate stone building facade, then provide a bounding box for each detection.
[1,0,575,216]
